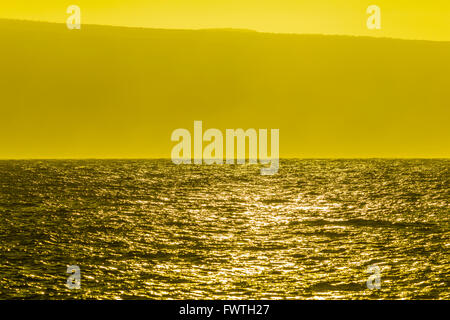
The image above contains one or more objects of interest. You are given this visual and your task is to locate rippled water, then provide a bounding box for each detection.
[0,159,448,299]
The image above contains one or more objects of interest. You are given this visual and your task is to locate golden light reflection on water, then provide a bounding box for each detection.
[0,159,448,299]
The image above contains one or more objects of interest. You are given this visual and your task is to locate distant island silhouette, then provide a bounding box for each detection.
[0,19,448,159]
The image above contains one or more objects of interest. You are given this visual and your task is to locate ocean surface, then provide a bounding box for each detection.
[0,159,448,299]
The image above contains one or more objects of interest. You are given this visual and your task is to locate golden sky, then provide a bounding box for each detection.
[1,0,449,41]
[0,1,449,159]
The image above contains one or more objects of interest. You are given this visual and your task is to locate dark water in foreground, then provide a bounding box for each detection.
[0,159,448,299]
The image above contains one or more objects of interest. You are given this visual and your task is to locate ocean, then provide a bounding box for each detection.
[0,159,448,299]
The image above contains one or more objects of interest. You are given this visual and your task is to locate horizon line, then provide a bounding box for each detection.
[1,17,449,44]
[0,158,448,161]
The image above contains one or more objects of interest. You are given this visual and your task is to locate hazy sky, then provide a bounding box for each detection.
[0,2,449,159]
[1,0,449,41]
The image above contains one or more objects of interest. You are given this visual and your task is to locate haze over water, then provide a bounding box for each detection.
[0,159,448,299]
